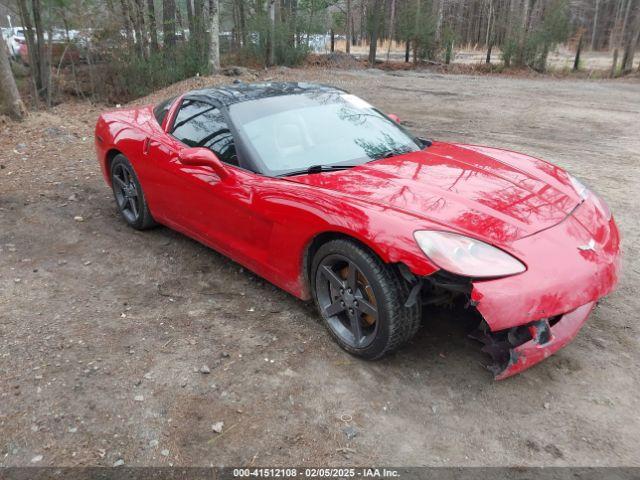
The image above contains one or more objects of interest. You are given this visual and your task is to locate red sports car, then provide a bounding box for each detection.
[95,82,620,379]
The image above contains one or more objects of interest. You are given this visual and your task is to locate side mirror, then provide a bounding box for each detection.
[178,147,230,179]
[388,113,401,124]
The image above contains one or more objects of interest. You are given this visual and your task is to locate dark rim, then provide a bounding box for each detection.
[315,253,379,349]
[112,163,140,223]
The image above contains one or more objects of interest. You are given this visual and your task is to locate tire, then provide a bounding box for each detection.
[110,154,157,230]
[311,239,422,359]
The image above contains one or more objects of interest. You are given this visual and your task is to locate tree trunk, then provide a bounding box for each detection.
[163,0,176,49]
[32,0,48,99]
[610,47,619,77]
[175,6,185,37]
[435,0,443,41]
[193,0,204,61]
[209,0,220,71]
[367,0,381,66]
[360,0,365,46]
[405,38,410,62]
[238,0,247,47]
[413,0,421,64]
[516,0,530,66]
[121,0,138,48]
[186,0,195,38]
[134,0,148,57]
[385,0,396,61]
[485,0,492,46]
[622,17,640,72]
[573,32,583,70]
[268,0,276,66]
[345,0,351,53]
[620,0,632,45]
[16,0,39,103]
[330,28,335,52]
[147,0,159,52]
[591,0,599,50]
[609,0,624,50]
[485,42,493,63]
[0,47,27,120]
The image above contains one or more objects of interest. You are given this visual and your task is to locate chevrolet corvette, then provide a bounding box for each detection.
[95,82,620,379]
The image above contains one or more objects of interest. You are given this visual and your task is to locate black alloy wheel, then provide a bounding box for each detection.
[312,239,422,359]
[110,154,156,230]
[315,254,380,349]
[112,162,141,224]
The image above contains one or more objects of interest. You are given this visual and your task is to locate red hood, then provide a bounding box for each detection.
[286,142,581,245]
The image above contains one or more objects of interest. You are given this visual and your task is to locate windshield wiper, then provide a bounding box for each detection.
[279,164,358,177]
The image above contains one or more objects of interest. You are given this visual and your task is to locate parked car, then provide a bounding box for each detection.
[94,82,621,379]
[2,27,26,58]
[18,38,81,66]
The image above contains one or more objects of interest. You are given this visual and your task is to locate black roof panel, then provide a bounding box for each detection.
[184,81,346,107]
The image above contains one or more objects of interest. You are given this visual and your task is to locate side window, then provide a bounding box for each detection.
[171,99,238,166]
[153,97,175,126]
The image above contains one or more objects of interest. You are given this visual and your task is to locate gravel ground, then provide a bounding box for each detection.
[0,67,639,467]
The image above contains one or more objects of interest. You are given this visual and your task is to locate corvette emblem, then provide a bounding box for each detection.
[578,238,597,252]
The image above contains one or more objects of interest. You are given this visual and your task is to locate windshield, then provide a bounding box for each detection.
[228,92,423,176]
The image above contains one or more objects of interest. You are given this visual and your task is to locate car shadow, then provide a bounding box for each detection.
[136,223,493,382]
[374,302,493,383]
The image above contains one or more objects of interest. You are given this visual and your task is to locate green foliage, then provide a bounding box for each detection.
[502,0,570,71]
[100,41,208,101]
[331,11,346,33]
[238,9,310,67]
[501,37,518,67]
[396,0,437,61]
[441,26,455,64]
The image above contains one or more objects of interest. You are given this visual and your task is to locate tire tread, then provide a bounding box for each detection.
[312,239,421,359]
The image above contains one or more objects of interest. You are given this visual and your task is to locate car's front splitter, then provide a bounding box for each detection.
[468,210,620,379]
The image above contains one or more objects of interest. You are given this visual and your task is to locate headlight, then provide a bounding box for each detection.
[567,174,611,221]
[414,231,526,278]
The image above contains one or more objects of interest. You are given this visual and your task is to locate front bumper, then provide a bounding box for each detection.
[469,204,621,379]
[483,301,595,380]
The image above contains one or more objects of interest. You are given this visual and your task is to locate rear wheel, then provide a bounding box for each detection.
[311,239,421,359]
[110,154,156,230]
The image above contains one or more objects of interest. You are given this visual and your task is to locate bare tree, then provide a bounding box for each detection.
[0,46,27,120]
[435,0,444,41]
[32,0,49,99]
[622,6,640,72]
[237,0,247,47]
[147,0,159,52]
[268,0,276,66]
[346,0,352,53]
[386,0,396,61]
[367,0,382,66]
[591,0,600,49]
[209,0,220,71]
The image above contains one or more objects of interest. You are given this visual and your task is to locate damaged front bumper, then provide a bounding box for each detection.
[469,205,621,379]
[471,301,595,380]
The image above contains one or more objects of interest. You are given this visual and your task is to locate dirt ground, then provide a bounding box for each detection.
[1,67,639,467]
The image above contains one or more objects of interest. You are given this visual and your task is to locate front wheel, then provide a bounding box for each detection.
[311,239,422,359]
[110,154,157,230]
